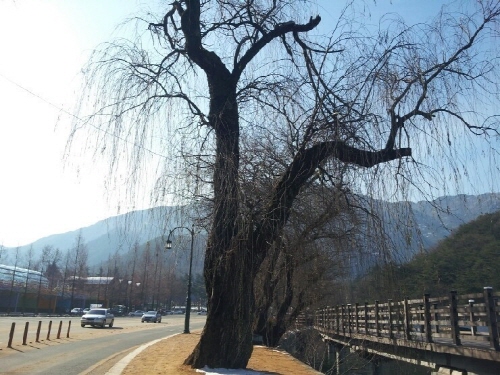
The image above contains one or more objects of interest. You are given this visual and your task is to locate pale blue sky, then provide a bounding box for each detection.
[0,0,145,247]
[0,1,495,247]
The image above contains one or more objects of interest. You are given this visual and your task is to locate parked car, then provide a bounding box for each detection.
[141,311,162,323]
[83,308,90,314]
[110,305,127,316]
[129,310,145,317]
[71,307,83,315]
[81,308,114,328]
[197,310,207,315]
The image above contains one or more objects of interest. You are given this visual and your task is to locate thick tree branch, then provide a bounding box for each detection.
[233,16,321,81]
[179,0,232,80]
[254,140,411,254]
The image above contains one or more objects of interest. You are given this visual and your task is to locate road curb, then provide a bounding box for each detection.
[105,333,181,375]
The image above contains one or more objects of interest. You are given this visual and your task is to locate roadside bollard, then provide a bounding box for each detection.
[23,322,29,345]
[7,322,15,348]
[36,321,42,342]
[57,321,63,339]
[47,320,52,341]
[67,320,72,338]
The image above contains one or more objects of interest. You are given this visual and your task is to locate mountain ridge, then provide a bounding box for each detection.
[2,205,188,265]
[3,193,500,267]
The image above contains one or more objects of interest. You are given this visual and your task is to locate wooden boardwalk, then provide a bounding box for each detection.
[297,287,500,374]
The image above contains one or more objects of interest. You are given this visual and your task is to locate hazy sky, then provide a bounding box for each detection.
[0,0,145,247]
[0,0,494,247]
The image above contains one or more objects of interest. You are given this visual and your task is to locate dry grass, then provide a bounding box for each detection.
[122,332,321,375]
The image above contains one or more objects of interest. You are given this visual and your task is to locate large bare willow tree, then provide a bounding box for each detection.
[72,0,500,369]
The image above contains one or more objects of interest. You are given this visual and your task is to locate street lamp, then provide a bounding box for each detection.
[118,279,123,306]
[165,224,195,334]
[127,280,141,311]
[136,282,141,309]
[128,280,132,311]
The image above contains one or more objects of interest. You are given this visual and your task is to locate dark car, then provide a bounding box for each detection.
[110,305,127,316]
[141,311,162,323]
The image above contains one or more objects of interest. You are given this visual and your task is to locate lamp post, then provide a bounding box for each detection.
[127,280,141,311]
[118,279,123,306]
[135,282,141,309]
[165,225,195,334]
[127,280,132,311]
[153,248,160,310]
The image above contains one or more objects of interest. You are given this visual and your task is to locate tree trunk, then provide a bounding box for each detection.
[185,240,255,368]
[184,54,256,366]
[254,251,295,347]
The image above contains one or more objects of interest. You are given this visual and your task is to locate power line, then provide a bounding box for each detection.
[0,71,166,159]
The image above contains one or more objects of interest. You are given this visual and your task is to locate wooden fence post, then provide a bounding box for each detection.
[395,301,401,335]
[341,305,345,336]
[324,308,328,330]
[403,297,411,340]
[364,302,369,335]
[355,303,359,333]
[484,287,500,351]
[328,307,333,331]
[423,294,432,343]
[388,299,394,339]
[468,299,476,336]
[449,291,461,346]
[433,303,440,334]
[347,304,352,334]
[375,300,380,337]
[335,305,339,335]
[419,304,424,333]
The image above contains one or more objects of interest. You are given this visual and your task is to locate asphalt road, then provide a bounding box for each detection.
[0,314,206,374]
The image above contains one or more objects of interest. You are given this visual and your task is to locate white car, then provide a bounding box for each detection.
[71,307,83,315]
[80,308,114,328]
[129,310,145,317]
[141,311,162,323]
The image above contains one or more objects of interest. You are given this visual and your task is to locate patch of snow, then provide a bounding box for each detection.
[196,367,265,374]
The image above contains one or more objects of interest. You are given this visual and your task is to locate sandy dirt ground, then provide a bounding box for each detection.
[1,317,320,374]
[121,332,322,375]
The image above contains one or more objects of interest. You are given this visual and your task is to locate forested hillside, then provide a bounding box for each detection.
[352,210,500,302]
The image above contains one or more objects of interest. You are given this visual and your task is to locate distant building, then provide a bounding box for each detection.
[84,276,114,286]
[0,264,49,289]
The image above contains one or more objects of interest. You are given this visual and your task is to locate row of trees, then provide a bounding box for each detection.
[0,233,205,313]
[70,0,500,369]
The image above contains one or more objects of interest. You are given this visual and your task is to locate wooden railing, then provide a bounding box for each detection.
[297,287,500,351]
